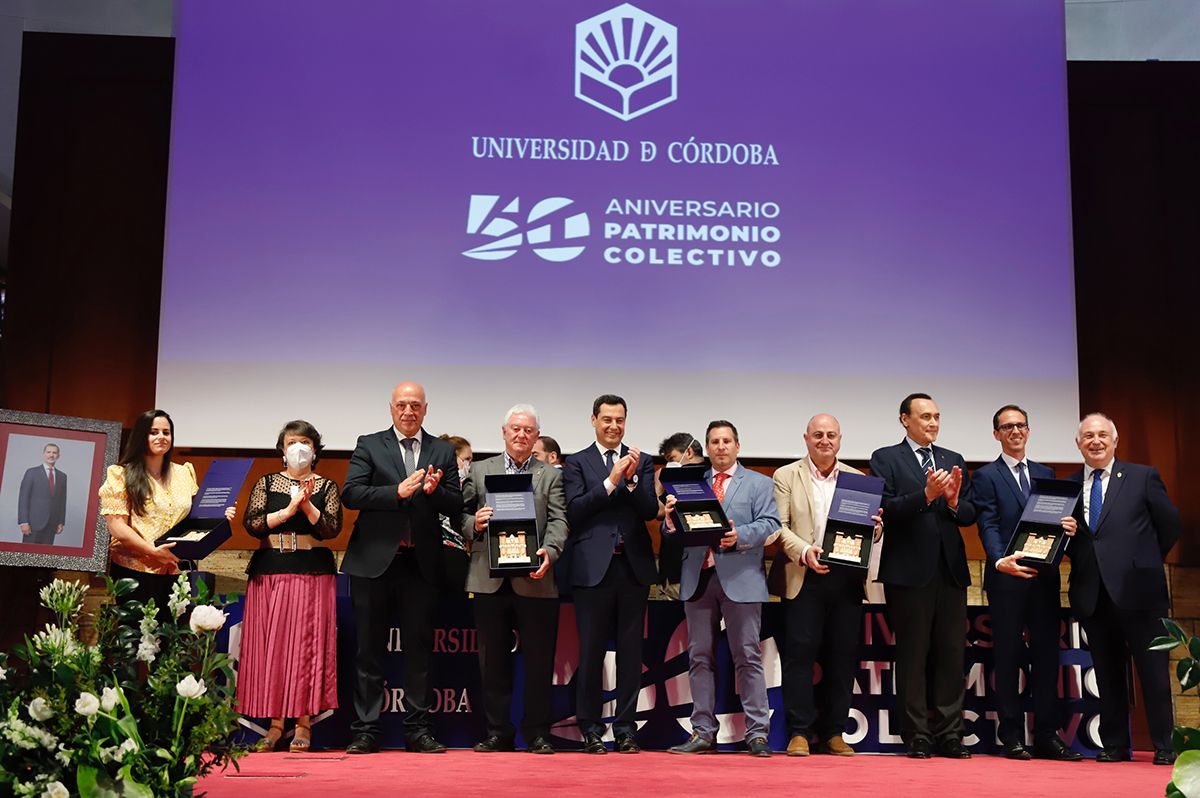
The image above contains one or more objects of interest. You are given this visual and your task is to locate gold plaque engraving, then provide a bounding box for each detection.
[497,530,530,564]
[683,512,721,530]
[827,533,864,563]
[1018,533,1055,561]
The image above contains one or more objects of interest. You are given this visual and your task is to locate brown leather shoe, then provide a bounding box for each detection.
[786,735,810,757]
[822,735,855,756]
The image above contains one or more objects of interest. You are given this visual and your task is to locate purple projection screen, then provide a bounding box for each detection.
[158,0,1078,459]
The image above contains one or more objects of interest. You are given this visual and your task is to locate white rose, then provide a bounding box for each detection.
[100,686,120,713]
[175,674,207,699]
[188,605,227,634]
[74,692,100,717]
[43,781,69,798]
[0,665,7,681]
[29,697,54,721]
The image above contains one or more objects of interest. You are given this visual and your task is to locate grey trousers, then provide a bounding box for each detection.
[683,568,769,741]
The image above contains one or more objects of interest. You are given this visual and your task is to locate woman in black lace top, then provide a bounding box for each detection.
[236,420,342,753]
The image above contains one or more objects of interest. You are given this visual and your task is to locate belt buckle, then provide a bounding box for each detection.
[278,532,297,554]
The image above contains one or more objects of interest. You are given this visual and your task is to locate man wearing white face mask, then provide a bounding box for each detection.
[239,420,343,753]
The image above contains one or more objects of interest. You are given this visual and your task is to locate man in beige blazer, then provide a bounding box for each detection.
[770,414,881,757]
[462,403,569,754]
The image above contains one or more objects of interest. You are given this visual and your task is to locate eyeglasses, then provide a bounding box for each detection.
[997,422,1029,432]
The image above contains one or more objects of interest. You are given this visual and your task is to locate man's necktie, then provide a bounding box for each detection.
[917,447,933,472]
[704,473,731,569]
[47,468,55,495]
[402,437,418,476]
[605,449,616,474]
[1016,462,1031,500]
[1089,468,1104,532]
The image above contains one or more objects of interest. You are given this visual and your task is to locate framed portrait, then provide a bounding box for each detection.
[0,409,122,571]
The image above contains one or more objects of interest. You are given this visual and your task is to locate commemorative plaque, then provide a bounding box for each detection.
[484,473,542,577]
[659,465,731,548]
[1003,477,1082,571]
[155,458,253,565]
[817,472,885,572]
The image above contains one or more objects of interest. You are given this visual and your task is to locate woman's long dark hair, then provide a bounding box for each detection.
[118,409,175,517]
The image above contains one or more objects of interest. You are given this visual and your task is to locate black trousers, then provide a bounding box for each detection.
[109,562,174,624]
[989,579,1063,746]
[472,583,560,742]
[885,562,967,745]
[573,553,649,737]
[782,569,864,740]
[349,548,438,743]
[1082,582,1174,754]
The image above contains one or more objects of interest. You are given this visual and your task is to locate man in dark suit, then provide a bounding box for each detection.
[869,393,976,759]
[341,381,463,754]
[655,432,704,598]
[973,405,1081,761]
[461,403,568,754]
[562,394,658,753]
[18,443,67,545]
[1067,413,1180,765]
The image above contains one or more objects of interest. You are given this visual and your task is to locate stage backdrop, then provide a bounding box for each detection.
[223,578,1104,754]
[157,0,1079,461]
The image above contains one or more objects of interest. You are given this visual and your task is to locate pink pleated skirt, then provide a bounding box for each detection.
[236,573,338,718]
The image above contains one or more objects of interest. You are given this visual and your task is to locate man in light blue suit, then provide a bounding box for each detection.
[664,420,780,757]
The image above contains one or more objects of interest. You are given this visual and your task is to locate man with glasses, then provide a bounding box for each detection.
[972,405,1081,761]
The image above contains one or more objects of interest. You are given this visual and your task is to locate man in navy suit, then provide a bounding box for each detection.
[18,443,67,545]
[562,394,659,753]
[973,405,1081,761]
[341,381,463,755]
[869,393,976,759]
[663,420,779,757]
[1067,413,1180,765]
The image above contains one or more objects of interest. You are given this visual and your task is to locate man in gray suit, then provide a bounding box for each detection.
[664,420,780,757]
[462,404,569,755]
[19,443,67,545]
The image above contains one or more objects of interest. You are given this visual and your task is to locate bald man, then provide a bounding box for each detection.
[341,382,463,754]
[771,414,881,757]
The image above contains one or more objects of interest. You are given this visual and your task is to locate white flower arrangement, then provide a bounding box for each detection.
[188,604,227,634]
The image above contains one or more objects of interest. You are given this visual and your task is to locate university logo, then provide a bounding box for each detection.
[575,3,678,122]
[463,194,590,262]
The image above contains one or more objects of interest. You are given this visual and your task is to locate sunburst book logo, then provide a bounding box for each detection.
[575,3,678,121]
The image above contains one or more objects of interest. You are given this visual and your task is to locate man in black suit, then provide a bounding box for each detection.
[655,432,704,598]
[18,443,67,545]
[341,381,463,754]
[562,394,658,753]
[869,393,976,759]
[973,405,1081,761]
[1068,413,1180,765]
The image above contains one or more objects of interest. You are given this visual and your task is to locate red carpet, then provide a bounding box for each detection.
[199,750,1169,797]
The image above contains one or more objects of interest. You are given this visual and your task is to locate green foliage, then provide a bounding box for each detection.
[0,575,243,798]
[1159,619,1200,797]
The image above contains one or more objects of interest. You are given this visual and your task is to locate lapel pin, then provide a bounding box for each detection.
[1117,472,1122,478]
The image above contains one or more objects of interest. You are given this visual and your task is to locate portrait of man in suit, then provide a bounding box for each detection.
[1067,413,1181,765]
[972,405,1081,761]
[340,381,463,755]
[461,403,568,755]
[771,414,881,757]
[869,393,976,759]
[18,443,67,545]
[664,420,779,757]
[562,394,659,754]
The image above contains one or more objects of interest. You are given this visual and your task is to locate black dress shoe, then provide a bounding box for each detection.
[747,737,772,757]
[473,734,514,753]
[936,740,972,759]
[582,733,607,754]
[346,733,379,755]
[1001,740,1031,760]
[527,736,556,754]
[407,733,448,753]
[669,732,717,755]
[1095,749,1132,763]
[907,739,933,759]
[1032,738,1083,761]
[1153,750,1177,766]
[615,734,641,754]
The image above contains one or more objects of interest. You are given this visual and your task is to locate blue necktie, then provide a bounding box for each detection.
[1016,462,1031,500]
[917,447,933,472]
[1089,468,1104,532]
[605,449,616,473]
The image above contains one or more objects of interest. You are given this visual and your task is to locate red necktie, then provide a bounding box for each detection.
[703,473,730,569]
[48,468,55,495]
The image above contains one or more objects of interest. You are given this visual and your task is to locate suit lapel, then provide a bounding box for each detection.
[382,428,408,478]
[898,439,927,484]
[583,443,610,483]
[723,466,745,507]
[416,430,437,472]
[798,457,816,528]
[996,456,1024,506]
[1095,459,1125,531]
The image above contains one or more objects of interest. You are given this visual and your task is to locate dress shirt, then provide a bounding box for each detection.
[393,426,422,467]
[801,460,839,562]
[999,452,1030,493]
[1082,460,1113,527]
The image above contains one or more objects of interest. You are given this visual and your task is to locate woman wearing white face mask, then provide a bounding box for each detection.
[238,420,342,753]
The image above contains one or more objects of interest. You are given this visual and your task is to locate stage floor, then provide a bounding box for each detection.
[199,749,1170,797]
